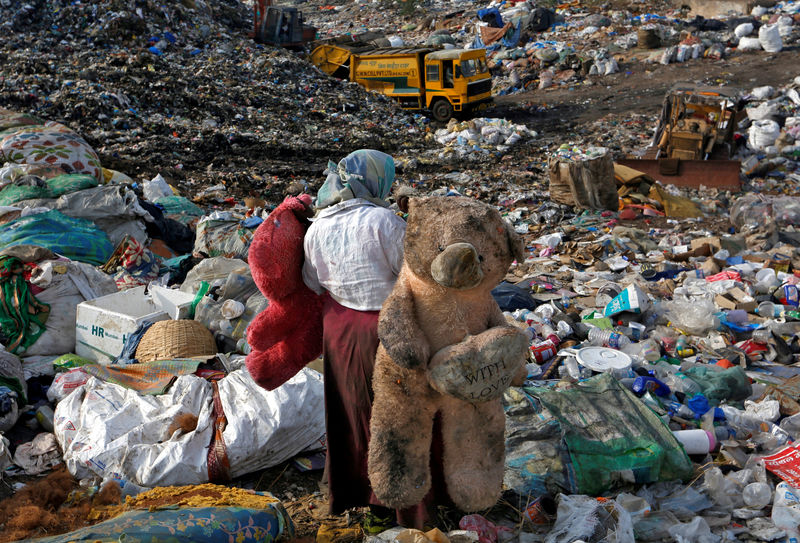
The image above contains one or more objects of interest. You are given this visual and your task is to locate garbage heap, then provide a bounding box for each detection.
[0,0,430,201]
[301,0,799,95]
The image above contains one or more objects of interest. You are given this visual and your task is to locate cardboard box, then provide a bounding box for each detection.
[691,236,722,252]
[75,286,171,364]
[715,287,758,313]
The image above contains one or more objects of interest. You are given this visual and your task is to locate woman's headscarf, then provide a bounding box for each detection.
[315,149,395,210]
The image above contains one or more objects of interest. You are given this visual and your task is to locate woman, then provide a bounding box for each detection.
[302,150,406,519]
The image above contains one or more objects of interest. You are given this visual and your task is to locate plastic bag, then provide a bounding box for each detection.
[730,194,773,229]
[734,23,754,37]
[47,367,90,402]
[749,120,781,150]
[179,257,248,294]
[545,494,634,543]
[143,173,173,201]
[759,24,783,53]
[25,260,118,357]
[664,298,718,336]
[0,346,26,432]
[772,482,800,542]
[667,517,719,543]
[747,102,779,121]
[738,37,762,51]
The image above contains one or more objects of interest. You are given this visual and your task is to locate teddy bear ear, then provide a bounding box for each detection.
[503,219,525,263]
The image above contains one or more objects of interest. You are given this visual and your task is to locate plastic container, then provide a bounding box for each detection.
[672,429,716,454]
[35,405,54,432]
[75,286,171,364]
[587,328,631,349]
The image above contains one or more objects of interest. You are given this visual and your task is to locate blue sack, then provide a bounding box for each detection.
[0,210,113,266]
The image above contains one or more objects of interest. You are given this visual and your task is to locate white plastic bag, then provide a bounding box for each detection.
[772,482,800,542]
[143,173,173,202]
[668,517,719,543]
[749,120,781,150]
[747,101,778,121]
[738,37,762,51]
[24,260,117,357]
[759,24,783,53]
[735,23,754,37]
[752,86,774,100]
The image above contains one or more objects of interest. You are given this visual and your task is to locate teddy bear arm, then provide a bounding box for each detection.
[377,283,431,369]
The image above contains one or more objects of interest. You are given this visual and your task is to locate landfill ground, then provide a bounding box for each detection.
[2,0,800,541]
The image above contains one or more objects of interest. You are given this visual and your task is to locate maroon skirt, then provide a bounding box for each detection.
[322,295,451,528]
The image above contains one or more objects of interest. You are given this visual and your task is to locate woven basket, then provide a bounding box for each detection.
[135,320,217,363]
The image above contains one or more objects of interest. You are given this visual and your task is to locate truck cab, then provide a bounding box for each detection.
[423,49,492,121]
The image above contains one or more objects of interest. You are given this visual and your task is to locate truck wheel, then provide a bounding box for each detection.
[431,100,454,122]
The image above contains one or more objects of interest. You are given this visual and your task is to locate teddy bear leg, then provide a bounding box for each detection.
[368,357,438,509]
[440,396,506,511]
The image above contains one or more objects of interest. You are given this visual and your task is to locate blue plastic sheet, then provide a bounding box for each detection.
[0,210,113,266]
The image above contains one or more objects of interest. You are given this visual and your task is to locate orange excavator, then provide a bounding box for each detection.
[251,0,317,49]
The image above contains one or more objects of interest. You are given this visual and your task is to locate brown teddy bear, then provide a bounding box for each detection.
[368,196,529,513]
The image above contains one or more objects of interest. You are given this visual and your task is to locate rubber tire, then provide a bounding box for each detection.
[431,99,454,123]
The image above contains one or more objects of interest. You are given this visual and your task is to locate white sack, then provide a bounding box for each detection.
[55,367,325,489]
[23,260,117,357]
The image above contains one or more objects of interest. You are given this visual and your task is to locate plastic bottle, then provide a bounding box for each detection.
[752,328,772,344]
[743,482,772,509]
[674,373,702,396]
[535,304,555,322]
[757,301,785,318]
[587,328,631,349]
[515,309,538,324]
[667,401,696,420]
[772,482,800,543]
[563,356,581,381]
[719,405,791,445]
[672,429,716,453]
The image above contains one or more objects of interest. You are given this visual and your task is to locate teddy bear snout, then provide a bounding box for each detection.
[430,242,484,290]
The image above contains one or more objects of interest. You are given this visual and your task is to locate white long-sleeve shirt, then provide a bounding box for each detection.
[302,199,406,311]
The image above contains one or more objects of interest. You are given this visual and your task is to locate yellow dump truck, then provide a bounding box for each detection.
[310,45,493,122]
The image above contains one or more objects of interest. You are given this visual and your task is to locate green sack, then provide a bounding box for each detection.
[0,184,49,206]
[531,374,693,496]
[0,174,98,206]
[683,366,752,405]
[46,173,99,198]
[154,195,205,224]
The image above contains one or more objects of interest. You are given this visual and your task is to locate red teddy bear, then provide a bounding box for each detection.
[246,194,324,390]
